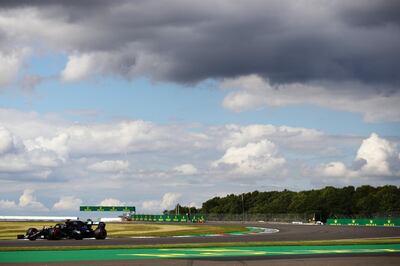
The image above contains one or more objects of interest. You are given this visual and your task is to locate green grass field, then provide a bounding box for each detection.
[0,221,248,240]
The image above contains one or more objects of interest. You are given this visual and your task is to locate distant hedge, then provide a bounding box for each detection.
[167,185,400,221]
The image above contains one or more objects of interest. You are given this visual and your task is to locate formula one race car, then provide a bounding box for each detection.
[17,220,107,240]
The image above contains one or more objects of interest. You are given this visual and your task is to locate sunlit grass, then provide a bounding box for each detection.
[0,221,247,240]
[0,222,55,240]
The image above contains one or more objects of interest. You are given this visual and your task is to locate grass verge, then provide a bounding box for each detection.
[0,221,247,239]
[1,238,400,252]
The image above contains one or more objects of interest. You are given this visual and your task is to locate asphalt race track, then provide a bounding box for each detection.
[1,223,400,265]
[1,222,400,248]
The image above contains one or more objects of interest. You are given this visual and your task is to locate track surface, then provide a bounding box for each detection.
[1,223,400,265]
[0,255,399,266]
[1,222,400,247]
[1,243,399,263]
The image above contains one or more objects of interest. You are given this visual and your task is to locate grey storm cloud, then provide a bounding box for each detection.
[1,0,399,89]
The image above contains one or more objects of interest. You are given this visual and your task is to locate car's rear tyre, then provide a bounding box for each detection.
[94,228,107,239]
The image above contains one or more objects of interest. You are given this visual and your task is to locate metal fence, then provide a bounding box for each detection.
[129,212,400,224]
[204,212,400,223]
[327,212,400,219]
[204,213,312,223]
[130,214,205,223]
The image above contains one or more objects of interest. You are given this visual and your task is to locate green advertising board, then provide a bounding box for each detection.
[190,214,206,223]
[131,214,206,223]
[327,218,400,227]
[80,206,135,212]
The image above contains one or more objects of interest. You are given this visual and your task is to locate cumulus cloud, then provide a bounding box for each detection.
[0,109,209,182]
[213,139,286,177]
[0,189,47,212]
[0,109,205,186]
[25,133,70,162]
[160,193,182,209]
[18,189,48,211]
[65,121,201,155]
[141,200,159,212]
[0,108,360,184]
[99,198,125,206]
[61,51,142,82]
[61,54,95,82]
[0,109,63,139]
[355,133,399,176]
[174,164,198,175]
[0,126,21,154]
[52,196,82,211]
[87,160,130,173]
[221,75,400,122]
[317,133,400,179]
[142,192,181,212]
[318,161,354,178]
[0,107,398,211]
[215,123,323,151]
[0,199,17,209]
[19,189,36,206]
[0,126,65,178]
[5,116,191,156]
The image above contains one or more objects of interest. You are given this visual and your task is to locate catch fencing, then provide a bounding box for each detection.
[130,213,400,226]
[203,213,312,223]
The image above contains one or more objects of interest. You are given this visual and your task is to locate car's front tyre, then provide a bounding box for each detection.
[26,228,39,241]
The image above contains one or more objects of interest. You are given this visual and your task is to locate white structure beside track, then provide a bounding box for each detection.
[0,216,78,221]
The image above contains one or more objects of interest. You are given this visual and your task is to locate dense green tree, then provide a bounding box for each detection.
[288,192,307,213]
[171,185,400,221]
[375,185,400,213]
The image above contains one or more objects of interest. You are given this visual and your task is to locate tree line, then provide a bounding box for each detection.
[166,185,400,221]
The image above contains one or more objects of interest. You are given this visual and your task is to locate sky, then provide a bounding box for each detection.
[0,0,399,216]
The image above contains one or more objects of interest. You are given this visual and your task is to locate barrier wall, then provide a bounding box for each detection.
[327,218,400,227]
[0,216,78,221]
[131,214,206,223]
